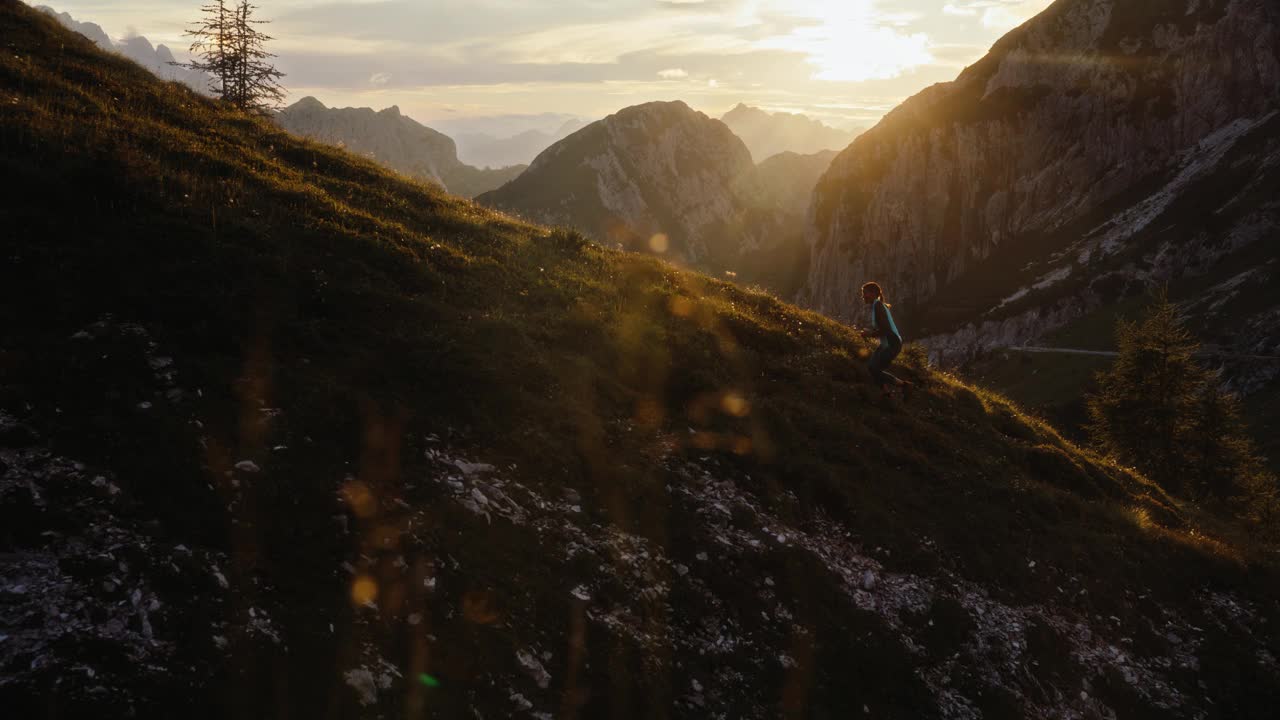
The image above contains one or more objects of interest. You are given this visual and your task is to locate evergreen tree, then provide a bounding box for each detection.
[175,1,284,113]
[1186,381,1255,500]
[1192,383,1280,539]
[1240,466,1280,541]
[1087,291,1206,494]
[1087,292,1279,536]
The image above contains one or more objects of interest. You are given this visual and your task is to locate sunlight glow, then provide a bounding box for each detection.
[760,0,933,82]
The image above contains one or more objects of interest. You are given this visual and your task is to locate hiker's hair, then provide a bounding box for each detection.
[862,281,891,307]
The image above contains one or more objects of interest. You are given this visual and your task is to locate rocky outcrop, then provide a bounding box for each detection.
[804,0,1280,338]
[38,6,211,92]
[274,98,525,198]
[721,104,858,163]
[478,101,809,292]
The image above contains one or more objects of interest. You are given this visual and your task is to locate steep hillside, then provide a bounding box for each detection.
[275,97,525,198]
[804,0,1280,349]
[721,104,858,163]
[478,101,809,294]
[2,3,1277,719]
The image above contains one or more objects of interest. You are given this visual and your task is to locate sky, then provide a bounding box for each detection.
[34,0,1056,134]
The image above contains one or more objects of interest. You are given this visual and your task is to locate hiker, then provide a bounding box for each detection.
[859,282,912,400]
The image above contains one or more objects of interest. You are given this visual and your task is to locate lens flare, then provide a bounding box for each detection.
[669,295,695,317]
[342,479,377,518]
[721,392,750,417]
[635,397,663,427]
[352,576,378,606]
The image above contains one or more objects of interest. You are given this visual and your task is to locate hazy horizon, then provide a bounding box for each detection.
[32,0,1055,135]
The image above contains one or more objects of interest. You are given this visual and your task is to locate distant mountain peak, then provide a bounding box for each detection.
[723,102,765,117]
[619,99,695,117]
[36,5,211,94]
[478,99,811,294]
[720,103,858,162]
[293,96,327,111]
[122,35,154,55]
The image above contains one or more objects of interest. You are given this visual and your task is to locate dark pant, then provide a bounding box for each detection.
[869,337,903,388]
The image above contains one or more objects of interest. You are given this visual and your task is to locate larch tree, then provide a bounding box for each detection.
[1087,291,1206,494]
[174,1,284,113]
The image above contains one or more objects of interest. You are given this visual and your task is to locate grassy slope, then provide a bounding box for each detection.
[1,2,1276,716]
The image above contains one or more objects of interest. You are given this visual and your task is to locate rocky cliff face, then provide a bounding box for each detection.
[478,101,808,292]
[274,98,525,198]
[721,104,858,163]
[804,0,1280,345]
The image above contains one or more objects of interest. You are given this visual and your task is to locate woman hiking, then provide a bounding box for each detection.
[859,282,912,400]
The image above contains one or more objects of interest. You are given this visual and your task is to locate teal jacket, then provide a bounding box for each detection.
[870,299,902,346]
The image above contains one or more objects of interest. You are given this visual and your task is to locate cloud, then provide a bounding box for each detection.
[369,72,392,86]
[657,68,689,79]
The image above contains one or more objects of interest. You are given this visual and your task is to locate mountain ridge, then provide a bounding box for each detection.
[274,96,526,198]
[721,103,860,163]
[478,100,810,292]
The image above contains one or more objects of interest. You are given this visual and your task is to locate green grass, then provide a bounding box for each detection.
[962,351,1113,441]
[1,2,1277,717]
